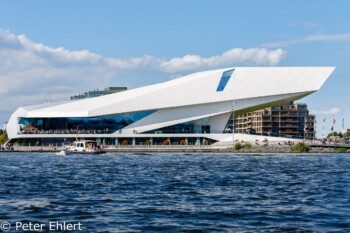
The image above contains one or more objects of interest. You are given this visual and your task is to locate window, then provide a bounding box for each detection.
[216,69,234,92]
[143,117,211,134]
[18,110,156,134]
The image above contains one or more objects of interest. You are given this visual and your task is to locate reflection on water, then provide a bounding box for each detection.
[0,152,350,232]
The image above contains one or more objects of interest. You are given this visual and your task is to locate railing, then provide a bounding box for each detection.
[279,125,299,128]
[17,128,313,140]
[19,129,229,135]
[11,144,216,150]
[306,139,350,146]
[18,129,115,135]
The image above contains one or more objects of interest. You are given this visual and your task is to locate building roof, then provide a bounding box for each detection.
[23,67,334,118]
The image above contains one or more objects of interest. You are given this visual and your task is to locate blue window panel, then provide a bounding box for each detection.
[19,110,156,133]
[216,69,234,92]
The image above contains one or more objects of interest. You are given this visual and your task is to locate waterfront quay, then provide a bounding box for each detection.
[2,143,349,153]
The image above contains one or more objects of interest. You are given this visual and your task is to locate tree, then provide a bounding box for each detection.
[326,132,339,138]
[0,131,8,144]
[344,131,350,137]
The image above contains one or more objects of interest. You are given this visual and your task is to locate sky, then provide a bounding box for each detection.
[0,0,349,137]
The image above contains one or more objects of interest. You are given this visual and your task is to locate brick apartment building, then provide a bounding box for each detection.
[232,102,316,139]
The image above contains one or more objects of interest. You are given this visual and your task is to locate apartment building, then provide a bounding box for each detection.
[233,102,316,139]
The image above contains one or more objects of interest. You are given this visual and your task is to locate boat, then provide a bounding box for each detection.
[63,140,106,155]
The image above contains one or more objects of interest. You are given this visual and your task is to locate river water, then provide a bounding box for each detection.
[0,152,350,232]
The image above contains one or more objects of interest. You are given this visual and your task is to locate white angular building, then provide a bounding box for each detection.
[6,67,334,145]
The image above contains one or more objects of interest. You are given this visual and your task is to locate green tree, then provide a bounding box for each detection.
[326,132,339,138]
[0,131,8,144]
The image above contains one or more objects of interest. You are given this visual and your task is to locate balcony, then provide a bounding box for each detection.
[279,125,298,128]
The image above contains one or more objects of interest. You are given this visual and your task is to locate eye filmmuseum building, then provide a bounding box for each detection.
[6,67,334,146]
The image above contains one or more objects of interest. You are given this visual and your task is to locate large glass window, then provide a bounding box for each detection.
[216,69,234,92]
[143,117,211,134]
[18,110,156,134]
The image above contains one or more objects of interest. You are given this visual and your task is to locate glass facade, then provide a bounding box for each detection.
[17,137,217,146]
[216,69,234,92]
[143,117,212,134]
[18,110,156,134]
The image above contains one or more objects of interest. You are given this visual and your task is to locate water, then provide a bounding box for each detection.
[1,152,350,232]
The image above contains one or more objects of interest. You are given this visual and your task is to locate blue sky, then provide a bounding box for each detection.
[0,0,349,137]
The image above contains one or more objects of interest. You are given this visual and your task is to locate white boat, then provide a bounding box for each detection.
[63,140,106,155]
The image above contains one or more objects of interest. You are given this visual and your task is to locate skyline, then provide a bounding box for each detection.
[0,0,349,137]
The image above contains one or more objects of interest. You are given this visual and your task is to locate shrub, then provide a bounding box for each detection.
[338,148,348,153]
[234,142,242,150]
[145,140,151,145]
[244,142,252,149]
[255,149,261,153]
[164,140,170,145]
[290,142,310,153]
[180,139,186,145]
[122,140,128,145]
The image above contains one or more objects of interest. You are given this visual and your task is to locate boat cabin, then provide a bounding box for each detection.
[72,140,97,149]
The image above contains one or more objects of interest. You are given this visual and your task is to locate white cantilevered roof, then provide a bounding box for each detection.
[22,67,334,118]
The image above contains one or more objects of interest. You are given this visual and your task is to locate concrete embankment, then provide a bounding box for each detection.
[1,145,348,153]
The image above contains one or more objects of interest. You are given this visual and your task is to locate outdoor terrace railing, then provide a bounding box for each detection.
[18,129,115,135]
[17,128,313,140]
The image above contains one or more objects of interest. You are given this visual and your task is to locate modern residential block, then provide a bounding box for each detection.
[231,102,315,139]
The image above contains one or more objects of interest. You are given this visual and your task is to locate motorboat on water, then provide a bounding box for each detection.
[62,140,106,155]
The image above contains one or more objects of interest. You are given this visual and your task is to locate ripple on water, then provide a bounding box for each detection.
[0,152,350,232]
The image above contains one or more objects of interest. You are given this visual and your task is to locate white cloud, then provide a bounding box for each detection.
[0,29,288,95]
[0,29,287,95]
[158,48,287,73]
[311,107,341,115]
[0,29,287,123]
[262,33,350,47]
